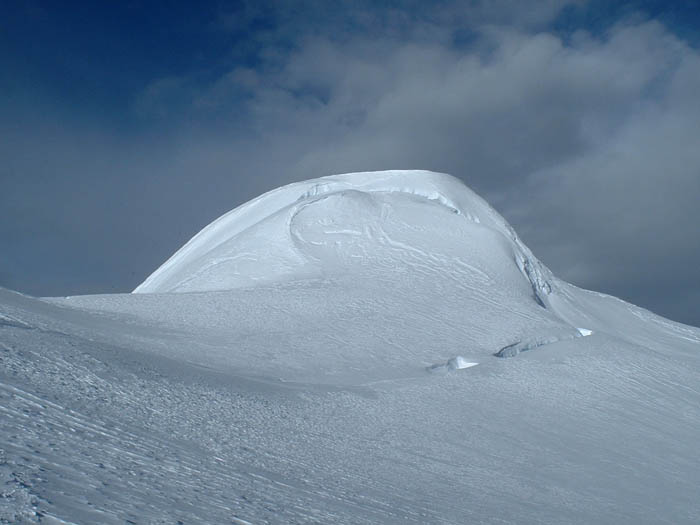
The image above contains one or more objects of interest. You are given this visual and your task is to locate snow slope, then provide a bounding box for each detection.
[2,170,699,524]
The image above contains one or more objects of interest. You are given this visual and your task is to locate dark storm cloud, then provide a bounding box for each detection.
[1,1,699,326]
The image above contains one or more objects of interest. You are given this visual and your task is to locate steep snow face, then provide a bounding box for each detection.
[134,170,553,301]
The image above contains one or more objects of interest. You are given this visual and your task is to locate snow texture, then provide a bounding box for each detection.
[133,170,554,304]
[1,170,699,524]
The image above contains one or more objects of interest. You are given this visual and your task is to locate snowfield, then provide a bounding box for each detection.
[1,170,699,524]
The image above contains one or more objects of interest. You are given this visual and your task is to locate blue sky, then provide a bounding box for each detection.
[2,1,700,326]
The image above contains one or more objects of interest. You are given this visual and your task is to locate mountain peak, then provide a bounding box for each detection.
[134,169,553,302]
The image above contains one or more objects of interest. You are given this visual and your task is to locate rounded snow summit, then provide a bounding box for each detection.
[133,169,553,303]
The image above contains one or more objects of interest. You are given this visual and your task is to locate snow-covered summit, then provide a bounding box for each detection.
[4,173,700,524]
[134,170,552,301]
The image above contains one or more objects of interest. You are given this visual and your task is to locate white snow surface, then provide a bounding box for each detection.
[134,170,552,300]
[448,356,479,369]
[2,170,699,524]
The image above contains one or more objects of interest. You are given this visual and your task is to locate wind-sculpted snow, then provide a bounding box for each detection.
[134,170,554,303]
[427,356,479,373]
[2,171,700,523]
[3,283,700,524]
[0,313,32,330]
[495,330,584,358]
